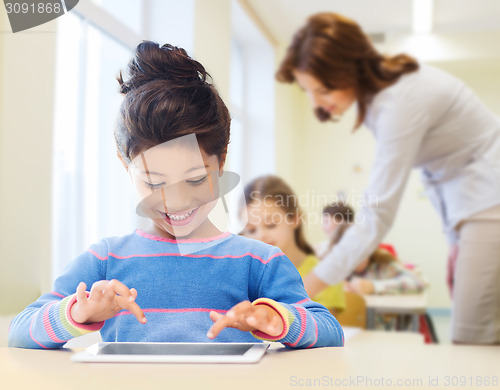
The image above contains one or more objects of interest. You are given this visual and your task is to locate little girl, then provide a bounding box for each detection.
[8,42,343,349]
[320,208,426,295]
[241,175,345,313]
[346,248,427,295]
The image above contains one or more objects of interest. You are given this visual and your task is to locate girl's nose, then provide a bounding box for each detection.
[161,186,189,212]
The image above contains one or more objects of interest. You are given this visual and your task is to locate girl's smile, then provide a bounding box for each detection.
[159,206,199,226]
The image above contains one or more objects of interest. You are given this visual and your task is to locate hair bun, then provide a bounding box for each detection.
[117,41,210,94]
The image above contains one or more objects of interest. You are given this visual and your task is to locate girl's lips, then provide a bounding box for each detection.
[160,206,199,227]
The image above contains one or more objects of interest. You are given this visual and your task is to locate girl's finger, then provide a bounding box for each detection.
[209,311,223,323]
[88,280,108,302]
[102,288,115,300]
[207,301,252,339]
[108,279,135,302]
[76,282,87,303]
[114,295,147,324]
[206,313,233,339]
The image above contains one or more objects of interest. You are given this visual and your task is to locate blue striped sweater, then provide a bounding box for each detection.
[8,230,344,349]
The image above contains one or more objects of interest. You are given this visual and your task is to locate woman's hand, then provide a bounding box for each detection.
[346,277,375,294]
[447,244,459,297]
[206,301,283,339]
[70,279,147,325]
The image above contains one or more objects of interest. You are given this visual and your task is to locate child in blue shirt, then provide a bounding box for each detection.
[8,41,343,349]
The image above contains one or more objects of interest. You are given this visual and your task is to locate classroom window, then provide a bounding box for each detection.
[52,9,140,283]
[230,0,276,183]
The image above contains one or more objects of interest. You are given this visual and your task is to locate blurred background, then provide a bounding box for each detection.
[1,0,499,343]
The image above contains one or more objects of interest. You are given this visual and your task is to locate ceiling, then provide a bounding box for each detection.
[244,0,500,45]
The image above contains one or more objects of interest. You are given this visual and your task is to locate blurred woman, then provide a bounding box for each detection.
[276,12,500,344]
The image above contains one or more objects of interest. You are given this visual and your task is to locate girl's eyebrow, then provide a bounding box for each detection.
[140,171,164,176]
[185,164,209,174]
[140,164,209,176]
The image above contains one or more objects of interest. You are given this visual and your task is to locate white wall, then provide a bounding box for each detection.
[193,0,231,101]
[274,44,301,185]
[0,12,57,314]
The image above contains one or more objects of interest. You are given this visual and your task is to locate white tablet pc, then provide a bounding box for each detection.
[71,342,269,364]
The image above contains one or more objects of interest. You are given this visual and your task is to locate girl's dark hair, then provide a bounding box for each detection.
[244,175,315,256]
[115,41,230,163]
[323,221,352,258]
[321,202,355,258]
[322,202,354,223]
[276,12,419,129]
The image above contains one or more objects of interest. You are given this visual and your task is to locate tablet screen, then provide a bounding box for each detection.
[98,343,253,356]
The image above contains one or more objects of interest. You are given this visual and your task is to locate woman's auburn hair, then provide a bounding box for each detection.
[276,12,419,129]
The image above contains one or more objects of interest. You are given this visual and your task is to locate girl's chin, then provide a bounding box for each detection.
[150,220,197,239]
[163,225,196,239]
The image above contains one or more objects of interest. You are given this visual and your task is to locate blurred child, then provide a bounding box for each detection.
[345,246,429,333]
[242,175,345,313]
[8,42,343,349]
[345,248,426,295]
[316,202,398,259]
[315,202,355,259]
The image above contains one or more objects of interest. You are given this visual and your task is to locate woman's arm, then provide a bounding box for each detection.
[309,85,431,292]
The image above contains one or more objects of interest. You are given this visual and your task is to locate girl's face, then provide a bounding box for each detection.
[293,70,356,117]
[322,214,342,236]
[242,200,298,253]
[128,138,224,239]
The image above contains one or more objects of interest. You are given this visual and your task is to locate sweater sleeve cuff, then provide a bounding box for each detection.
[250,298,291,341]
[60,293,105,337]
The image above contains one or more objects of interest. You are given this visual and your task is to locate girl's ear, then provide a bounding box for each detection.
[218,152,227,176]
[117,151,129,171]
[289,214,301,230]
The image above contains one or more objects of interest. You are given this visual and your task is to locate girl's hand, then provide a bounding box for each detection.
[348,277,375,294]
[206,301,283,339]
[70,279,147,325]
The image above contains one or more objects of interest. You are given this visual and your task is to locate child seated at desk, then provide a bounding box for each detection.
[8,42,343,350]
[345,248,427,295]
[241,175,345,314]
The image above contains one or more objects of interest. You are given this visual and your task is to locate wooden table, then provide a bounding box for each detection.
[2,331,499,390]
[363,293,428,331]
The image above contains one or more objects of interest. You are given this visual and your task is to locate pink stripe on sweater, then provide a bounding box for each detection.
[286,306,307,348]
[43,302,67,343]
[136,229,231,243]
[50,291,65,298]
[88,249,108,261]
[115,308,228,316]
[29,315,49,349]
[295,298,310,305]
[305,316,319,349]
[92,251,285,265]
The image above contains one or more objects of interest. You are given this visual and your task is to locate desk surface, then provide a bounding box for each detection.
[363,293,428,314]
[2,331,499,390]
